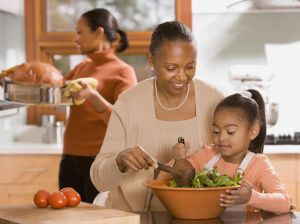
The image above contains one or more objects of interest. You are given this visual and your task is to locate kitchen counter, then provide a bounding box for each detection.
[0,203,298,224]
[0,142,62,154]
[1,142,299,155]
[264,144,300,154]
[0,125,63,154]
[0,125,299,155]
[139,208,299,224]
[0,202,139,224]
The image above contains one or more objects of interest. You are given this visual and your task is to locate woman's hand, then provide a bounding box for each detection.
[219,179,252,207]
[172,141,190,159]
[67,80,110,112]
[64,77,102,105]
[70,81,97,101]
[116,146,157,173]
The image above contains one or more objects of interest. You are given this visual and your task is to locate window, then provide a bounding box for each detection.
[46,0,175,32]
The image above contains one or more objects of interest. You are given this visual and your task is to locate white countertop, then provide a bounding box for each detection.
[1,141,299,155]
[0,142,63,154]
[264,145,300,154]
[0,125,63,155]
[0,125,299,155]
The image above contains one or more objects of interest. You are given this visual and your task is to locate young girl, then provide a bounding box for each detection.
[169,89,294,214]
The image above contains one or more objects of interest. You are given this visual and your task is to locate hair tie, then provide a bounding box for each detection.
[239,90,252,99]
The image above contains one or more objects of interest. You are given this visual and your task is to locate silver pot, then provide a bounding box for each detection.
[42,115,65,144]
[3,78,73,105]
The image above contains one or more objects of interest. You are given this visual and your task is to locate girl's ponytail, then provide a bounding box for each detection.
[248,89,266,153]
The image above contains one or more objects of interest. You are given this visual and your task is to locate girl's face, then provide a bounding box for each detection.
[150,40,197,96]
[212,107,257,164]
[75,17,101,54]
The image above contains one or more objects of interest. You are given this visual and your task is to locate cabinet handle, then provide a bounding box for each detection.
[24,168,46,172]
[13,167,47,183]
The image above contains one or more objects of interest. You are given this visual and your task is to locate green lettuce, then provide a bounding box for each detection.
[169,168,243,188]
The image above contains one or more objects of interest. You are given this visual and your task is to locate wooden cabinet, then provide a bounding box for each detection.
[0,153,298,209]
[0,155,60,206]
[268,154,300,211]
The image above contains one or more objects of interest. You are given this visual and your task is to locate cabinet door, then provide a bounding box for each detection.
[0,155,60,184]
[268,154,298,211]
[0,184,58,206]
[0,155,61,206]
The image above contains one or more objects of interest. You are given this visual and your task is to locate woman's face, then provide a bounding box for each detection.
[75,17,101,54]
[151,40,197,96]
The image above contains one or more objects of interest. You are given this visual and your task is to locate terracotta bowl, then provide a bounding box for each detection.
[144,179,240,220]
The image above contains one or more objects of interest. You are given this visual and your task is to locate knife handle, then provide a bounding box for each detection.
[178,137,185,145]
[156,162,176,175]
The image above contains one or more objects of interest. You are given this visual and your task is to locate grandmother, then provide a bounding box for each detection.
[90,20,224,211]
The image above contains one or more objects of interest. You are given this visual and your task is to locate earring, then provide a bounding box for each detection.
[150,67,156,76]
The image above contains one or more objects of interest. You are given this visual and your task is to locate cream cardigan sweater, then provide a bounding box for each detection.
[90,77,224,211]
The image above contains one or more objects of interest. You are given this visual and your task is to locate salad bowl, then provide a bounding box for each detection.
[144,179,240,219]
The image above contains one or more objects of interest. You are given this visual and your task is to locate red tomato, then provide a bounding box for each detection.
[48,191,67,209]
[33,189,50,208]
[60,187,81,207]
[60,187,75,192]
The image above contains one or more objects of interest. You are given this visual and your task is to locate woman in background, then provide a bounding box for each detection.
[59,8,137,203]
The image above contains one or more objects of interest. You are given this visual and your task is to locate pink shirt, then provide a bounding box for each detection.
[187,146,294,214]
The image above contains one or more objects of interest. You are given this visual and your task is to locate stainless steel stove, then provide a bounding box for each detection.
[266,132,300,145]
[0,100,23,110]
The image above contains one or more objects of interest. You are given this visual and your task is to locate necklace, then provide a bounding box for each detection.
[154,77,190,111]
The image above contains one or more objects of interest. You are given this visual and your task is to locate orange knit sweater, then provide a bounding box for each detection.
[63,49,137,156]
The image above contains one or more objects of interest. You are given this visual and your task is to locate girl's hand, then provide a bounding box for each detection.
[220,179,252,207]
[172,141,190,159]
[116,146,156,173]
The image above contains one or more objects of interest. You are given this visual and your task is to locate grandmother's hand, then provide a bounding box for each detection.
[172,141,190,159]
[219,179,252,207]
[116,146,156,173]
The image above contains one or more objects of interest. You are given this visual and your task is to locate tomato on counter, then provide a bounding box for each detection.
[60,187,81,207]
[33,189,50,208]
[33,187,81,209]
[48,191,67,209]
